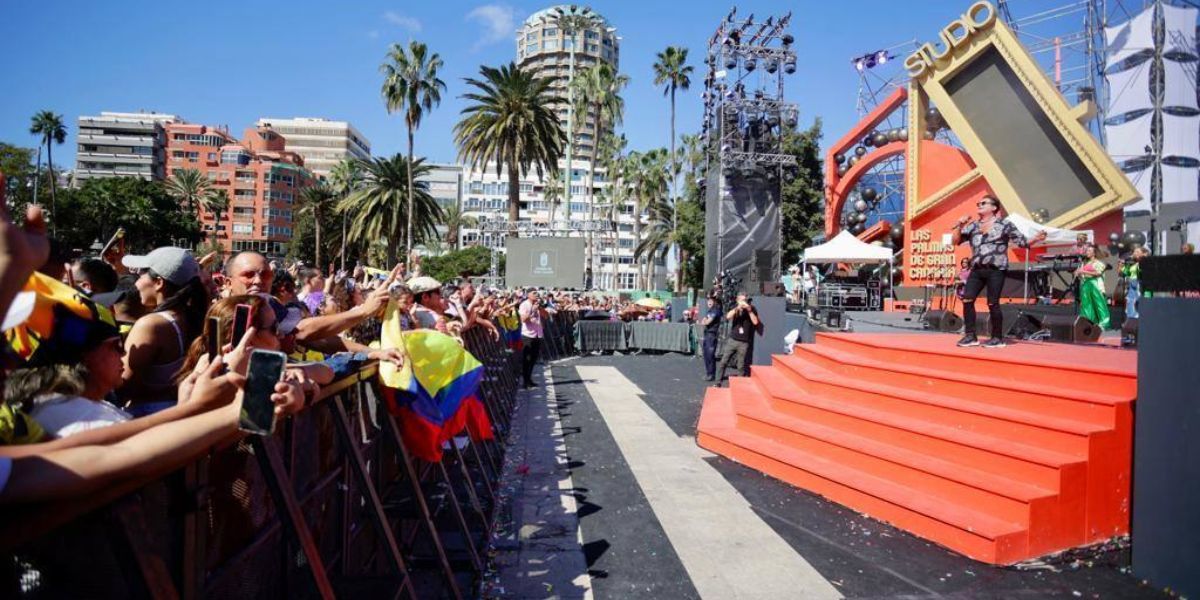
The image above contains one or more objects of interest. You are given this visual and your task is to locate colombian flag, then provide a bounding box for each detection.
[378,302,493,462]
[496,312,523,351]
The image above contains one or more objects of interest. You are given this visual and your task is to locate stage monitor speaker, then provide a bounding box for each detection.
[922,309,963,332]
[1041,314,1101,343]
[825,309,843,329]
[761,281,785,296]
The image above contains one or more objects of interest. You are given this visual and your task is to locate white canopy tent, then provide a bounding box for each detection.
[803,230,894,263]
[802,230,896,305]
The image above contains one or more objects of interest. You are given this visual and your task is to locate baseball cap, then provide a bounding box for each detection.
[407,276,442,295]
[122,247,200,286]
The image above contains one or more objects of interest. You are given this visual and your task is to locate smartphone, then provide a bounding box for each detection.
[239,349,286,435]
[232,303,253,347]
[205,316,221,360]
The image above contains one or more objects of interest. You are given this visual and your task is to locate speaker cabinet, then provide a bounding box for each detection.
[922,309,963,333]
[1041,314,1101,343]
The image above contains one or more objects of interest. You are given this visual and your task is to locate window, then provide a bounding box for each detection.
[544,39,559,51]
[232,207,255,217]
[207,153,216,161]
[232,223,253,235]
[619,273,636,289]
[519,182,533,193]
[543,27,557,36]
[619,256,633,265]
[585,30,598,40]
[526,43,538,54]
[526,32,536,42]
[586,43,599,53]
[469,182,483,193]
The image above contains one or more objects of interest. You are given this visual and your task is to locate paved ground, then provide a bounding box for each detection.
[491,350,1164,600]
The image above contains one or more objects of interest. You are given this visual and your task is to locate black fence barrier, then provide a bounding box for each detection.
[0,322,572,599]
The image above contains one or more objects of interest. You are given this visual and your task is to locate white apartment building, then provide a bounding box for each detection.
[457,160,665,291]
[74,111,182,183]
[254,117,371,178]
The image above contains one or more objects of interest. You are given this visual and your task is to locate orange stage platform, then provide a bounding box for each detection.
[697,332,1137,565]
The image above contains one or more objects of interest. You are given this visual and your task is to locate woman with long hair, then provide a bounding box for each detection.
[1075,242,1112,330]
[118,247,210,415]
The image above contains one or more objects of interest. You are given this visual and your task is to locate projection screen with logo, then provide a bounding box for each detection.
[505,237,586,289]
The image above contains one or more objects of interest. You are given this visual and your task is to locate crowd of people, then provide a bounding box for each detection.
[0,193,599,505]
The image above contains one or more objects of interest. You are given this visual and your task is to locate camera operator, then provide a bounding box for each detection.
[713,292,759,386]
[518,289,550,389]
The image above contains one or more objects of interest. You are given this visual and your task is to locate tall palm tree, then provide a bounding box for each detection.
[572,62,628,287]
[29,111,67,230]
[329,158,363,269]
[299,184,337,267]
[598,134,628,290]
[439,202,476,251]
[546,5,601,223]
[455,63,564,238]
[381,40,445,263]
[339,155,442,266]
[541,174,563,224]
[163,168,213,214]
[652,47,693,291]
[203,189,230,246]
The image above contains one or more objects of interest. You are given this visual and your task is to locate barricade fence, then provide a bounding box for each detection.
[0,322,566,599]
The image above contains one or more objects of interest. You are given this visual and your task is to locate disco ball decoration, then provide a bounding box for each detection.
[862,135,875,147]
[848,155,860,167]
[889,223,904,242]
[922,130,935,140]
[861,187,878,202]
[854,199,868,212]
[834,152,846,164]
[836,164,848,177]
[872,132,889,147]
[856,212,868,223]
[926,107,942,127]
[887,129,900,143]
[852,223,866,234]
[898,128,908,141]
[854,146,867,157]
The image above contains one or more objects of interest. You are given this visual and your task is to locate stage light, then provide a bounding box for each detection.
[784,60,796,74]
[876,50,889,65]
[855,59,866,72]
[724,54,738,70]
[781,33,794,46]
[785,114,798,128]
[765,59,778,74]
[745,58,757,71]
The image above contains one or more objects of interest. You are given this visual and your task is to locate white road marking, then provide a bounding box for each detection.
[576,366,842,600]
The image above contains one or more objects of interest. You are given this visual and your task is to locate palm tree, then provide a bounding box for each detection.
[652,47,693,291]
[541,175,563,224]
[339,155,442,266]
[636,195,676,289]
[29,111,67,230]
[630,149,669,289]
[329,158,363,269]
[381,40,445,263]
[545,5,601,222]
[572,62,628,286]
[439,202,476,250]
[299,184,337,267]
[599,134,629,290]
[455,63,564,238]
[203,189,230,246]
[163,168,214,214]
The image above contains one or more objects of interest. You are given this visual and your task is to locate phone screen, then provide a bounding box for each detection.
[232,304,253,348]
[240,349,285,435]
[205,316,221,359]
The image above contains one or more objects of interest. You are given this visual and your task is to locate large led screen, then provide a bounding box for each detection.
[505,237,586,289]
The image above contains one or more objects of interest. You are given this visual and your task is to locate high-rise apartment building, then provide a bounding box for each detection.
[253,117,371,179]
[165,123,316,256]
[516,6,620,163]
[74,111,182,183]
[457,161,664,290]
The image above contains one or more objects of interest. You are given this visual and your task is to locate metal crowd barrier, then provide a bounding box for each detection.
[0,322,571,599]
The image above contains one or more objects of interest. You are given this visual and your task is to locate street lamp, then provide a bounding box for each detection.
[545,5,601,225]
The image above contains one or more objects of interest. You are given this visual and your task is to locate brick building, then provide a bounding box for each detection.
[165,123,316,256]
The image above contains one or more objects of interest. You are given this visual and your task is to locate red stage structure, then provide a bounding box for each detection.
[697,1,1141,565]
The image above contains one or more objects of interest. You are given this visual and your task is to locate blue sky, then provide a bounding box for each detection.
[0,1,1080,169]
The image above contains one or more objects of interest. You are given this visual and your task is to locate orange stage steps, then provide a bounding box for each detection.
[696,332,1136,565]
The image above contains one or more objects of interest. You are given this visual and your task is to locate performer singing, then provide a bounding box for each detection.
[1075,243,1111,329]
[951,195,1047,348]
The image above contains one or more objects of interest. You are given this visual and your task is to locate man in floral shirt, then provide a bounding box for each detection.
[951,195,1046,348]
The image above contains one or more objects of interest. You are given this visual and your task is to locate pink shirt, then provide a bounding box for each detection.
[518,299,544,338]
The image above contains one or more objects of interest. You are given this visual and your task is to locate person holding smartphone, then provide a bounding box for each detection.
[714,292,759,386]
[951,195,1047,348]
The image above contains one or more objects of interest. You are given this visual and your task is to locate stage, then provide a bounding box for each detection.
[697,331,1137,564]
